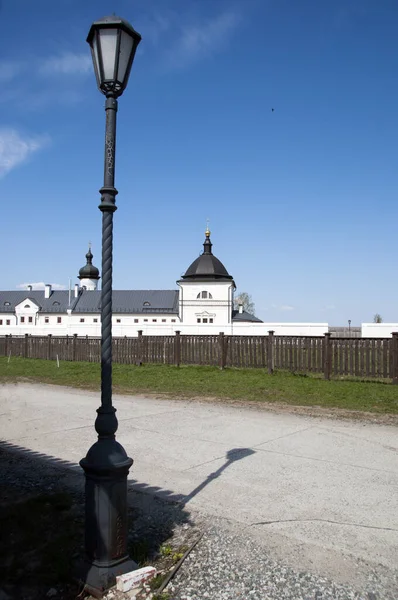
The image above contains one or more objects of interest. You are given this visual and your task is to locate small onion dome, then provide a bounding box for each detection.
[78,247,100,280]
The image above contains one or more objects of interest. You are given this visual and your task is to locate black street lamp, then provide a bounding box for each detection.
[79,15,141,597]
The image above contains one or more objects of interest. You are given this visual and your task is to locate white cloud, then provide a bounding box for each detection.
[272,304,295,311]
[17,282,66,291]
[0,129,49,178]
[39,52,92,76]
[164,10,241,69]
[0,60,23,83]
[143,13,172,45]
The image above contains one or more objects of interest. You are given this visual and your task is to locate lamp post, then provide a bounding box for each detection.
[79,15,141,596]
[348,319,351,336]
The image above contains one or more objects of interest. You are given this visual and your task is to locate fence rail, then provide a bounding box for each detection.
[1,332,398,383]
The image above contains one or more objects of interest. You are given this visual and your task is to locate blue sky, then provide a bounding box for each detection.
[1,0,398,325]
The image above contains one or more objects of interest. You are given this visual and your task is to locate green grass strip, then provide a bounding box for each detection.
[1,357,398,415]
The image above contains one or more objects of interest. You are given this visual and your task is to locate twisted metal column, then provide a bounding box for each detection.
[96,95,118,436]
[80,94,135,596]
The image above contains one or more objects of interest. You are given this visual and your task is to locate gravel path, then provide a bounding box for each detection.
[167,518,398,600]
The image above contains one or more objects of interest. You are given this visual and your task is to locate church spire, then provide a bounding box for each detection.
[203,220,212,255]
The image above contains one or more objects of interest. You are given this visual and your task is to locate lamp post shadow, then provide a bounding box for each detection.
[182,447,256,507]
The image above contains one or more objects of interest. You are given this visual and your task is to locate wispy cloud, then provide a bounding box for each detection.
[323,304,336,311]
[272,304,295,311]
[0,51,91,112]
[179,12,240,63]
[0,129,50,178]
[39,52,92,76]
[0,60,23,83]
[149,9,241,70]
[17,282,66,291]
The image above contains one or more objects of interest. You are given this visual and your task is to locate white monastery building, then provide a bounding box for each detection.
[0,229,384,338]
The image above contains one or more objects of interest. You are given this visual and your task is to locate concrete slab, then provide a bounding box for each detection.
[0,382,397,590]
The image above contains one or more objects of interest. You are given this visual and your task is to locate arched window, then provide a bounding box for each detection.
[143,301,151,307]
[24,304,30,308]
[52,301,60,306]
[4,302,10,306]
[196,291,212,299]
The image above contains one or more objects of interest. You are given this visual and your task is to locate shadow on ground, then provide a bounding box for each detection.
[0,440,255,600]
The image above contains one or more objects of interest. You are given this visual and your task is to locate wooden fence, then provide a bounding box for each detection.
[1,330,398,383]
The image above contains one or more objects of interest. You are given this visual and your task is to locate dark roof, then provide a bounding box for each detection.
[78,248,100,281]
[0,291,77,313]
[232,310,263,323]
[74,290,179,314]
[0,289,179,315]
[181,231,233,282]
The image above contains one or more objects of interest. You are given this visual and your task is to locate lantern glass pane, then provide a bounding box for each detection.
[99,28,118,81]
[91,32,101,85]
[117,30,134,83]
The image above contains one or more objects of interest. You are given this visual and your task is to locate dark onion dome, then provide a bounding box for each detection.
[78,246,100,280]
[181,228,233,281]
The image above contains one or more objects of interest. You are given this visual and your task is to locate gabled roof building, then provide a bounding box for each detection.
[0,232,328,337]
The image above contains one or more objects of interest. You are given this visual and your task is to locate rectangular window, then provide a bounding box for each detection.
[203,318,208,323]
[45,317,49,324]
[0,320,2,325]
[152,319,157,322]
[93,318,98,323]
[6,320,10,325]
[80,318,85,323]
[209,318,213,323]
[29,317,33,323]
[57,317,62,324]
[20,317,25,323]
[134,319,139,323]
[162,319,166,322]
[144,319,148,322]
[116,319,121,323]
[171,319,176,323]
[202,291,208,299]
[197,318,201,323]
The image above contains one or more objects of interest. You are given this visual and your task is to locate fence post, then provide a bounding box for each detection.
[48,334,52,360]
[24,333,29,359]
[267,330,275,374]
[392,332,398,385]
[323,332,331,380]
[218,332,225,370]
[174,331,181,367]
[137,330,143,366]
[5,334,8,357]
[73,333,77,362]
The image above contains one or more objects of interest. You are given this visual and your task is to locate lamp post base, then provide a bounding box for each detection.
[81,556,138,598]
[80,436,135,597]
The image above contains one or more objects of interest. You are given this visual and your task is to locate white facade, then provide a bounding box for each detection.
[79,277,98,291]
[361,324,398,338]
[177,280,235,327]
[0,317,329,338]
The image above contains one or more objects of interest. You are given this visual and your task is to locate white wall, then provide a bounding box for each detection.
[175,322,329,337]
[178,280,234,326]
[0,314,329,338]
[0,312,181,338]
[79,278,98,291]
[361,324,398,338]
